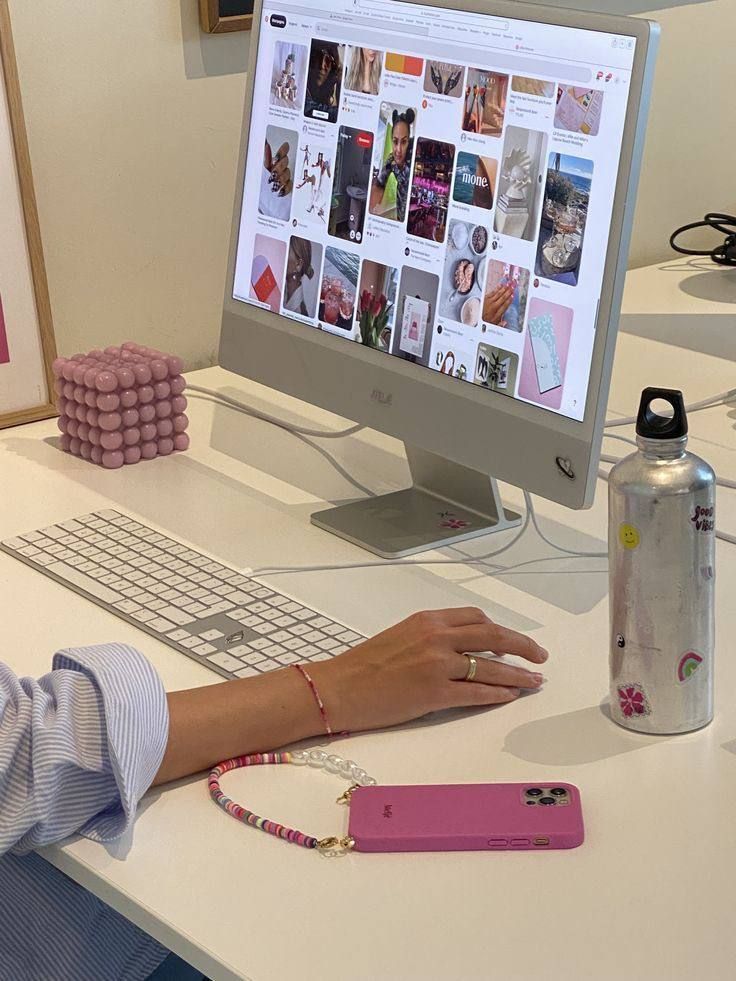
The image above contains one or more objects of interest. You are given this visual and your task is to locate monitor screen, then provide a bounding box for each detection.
[232,0,637,423]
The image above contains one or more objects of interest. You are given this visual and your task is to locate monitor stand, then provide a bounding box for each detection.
[311,445,522,558]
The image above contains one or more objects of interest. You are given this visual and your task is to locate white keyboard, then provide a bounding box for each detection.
[0,510,366,680]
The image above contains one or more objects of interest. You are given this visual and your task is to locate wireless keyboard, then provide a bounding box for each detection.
[0,510,365,680]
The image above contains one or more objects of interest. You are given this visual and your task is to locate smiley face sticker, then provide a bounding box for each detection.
[619,523,641,550]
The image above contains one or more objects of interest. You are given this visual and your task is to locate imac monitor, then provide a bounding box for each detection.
[220,0,658,557]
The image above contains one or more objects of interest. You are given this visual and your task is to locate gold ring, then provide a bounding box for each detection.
[464,654,478,682]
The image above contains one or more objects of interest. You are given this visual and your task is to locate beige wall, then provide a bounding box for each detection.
[9,1,735,367]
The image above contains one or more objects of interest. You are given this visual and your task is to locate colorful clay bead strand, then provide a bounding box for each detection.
[208,750,377,854]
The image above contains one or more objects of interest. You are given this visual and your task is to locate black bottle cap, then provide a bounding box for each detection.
[635,387,688,439]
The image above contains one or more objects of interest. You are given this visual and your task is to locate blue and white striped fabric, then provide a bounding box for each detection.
[0,643,171,980]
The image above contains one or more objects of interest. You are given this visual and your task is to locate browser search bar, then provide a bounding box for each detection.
[315,19,591,83]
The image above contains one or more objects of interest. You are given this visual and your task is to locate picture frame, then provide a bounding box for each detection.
[199,0,254,34]
[0,0,57,430]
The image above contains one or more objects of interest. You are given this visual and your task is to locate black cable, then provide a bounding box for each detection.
[670,212,736,267]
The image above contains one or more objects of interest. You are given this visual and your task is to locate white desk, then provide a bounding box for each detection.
[620,254,736,361]
[1,278,735,980]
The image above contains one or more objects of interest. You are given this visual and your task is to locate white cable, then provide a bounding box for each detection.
[604,388,736,429]
[252,500,532,577]
[525,492,607,558]
[604,432,637,449]
[194,383,735,561]
[187,384,364,439]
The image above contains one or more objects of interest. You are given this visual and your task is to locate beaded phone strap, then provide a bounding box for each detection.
[208,749,377,855]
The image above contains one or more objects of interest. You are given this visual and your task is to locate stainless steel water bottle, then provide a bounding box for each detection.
[608,387,716,734]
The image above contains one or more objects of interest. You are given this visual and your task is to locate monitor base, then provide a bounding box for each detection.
[310,445,522,558]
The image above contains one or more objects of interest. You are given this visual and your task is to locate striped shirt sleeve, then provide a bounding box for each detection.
[0,643,169,857]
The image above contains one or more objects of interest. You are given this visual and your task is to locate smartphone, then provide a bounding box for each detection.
[348,782,584,852]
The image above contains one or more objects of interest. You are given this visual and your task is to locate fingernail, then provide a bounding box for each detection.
[539,647,550,661]
[530,673,544,687]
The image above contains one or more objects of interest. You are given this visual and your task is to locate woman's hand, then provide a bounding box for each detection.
[309,607,548,733]
[155,608,547,785]
[483,283,515,326]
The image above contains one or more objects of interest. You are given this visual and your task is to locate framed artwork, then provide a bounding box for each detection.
[0,0,57,430]
[199,0,254,33]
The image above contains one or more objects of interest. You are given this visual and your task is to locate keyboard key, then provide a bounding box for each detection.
[310,651,333,661]
[193,642,217,656]
[208,600,235,614]
[337,630,363,644]
[181,636,200,649]
[261,644,286,658]
[252,587,274,599]
[238,615,262,628]
[323,623,346,637]
[159,606,193,626]
[249,637,274,651]
[309,616,331,629]
[18,546,44,558]
[289,624,313,637]
[199,629,224,641]
[276,651,299,665]
[291,608,314,621]
[114,599,143,615]
[302,630,325,644]
[280,602,302,615]
[241,650,267,665]
[234,666,260,678]
[21,531,44,543]
[166,629,192,642]
[228,591,254,605]
[317,638,341,651]
[269,631,293,644]
[149,617,177,633]
[252,623,276,635]
[47,562,122,603]
[298,645,320,658]
[273,615,297,628]
[207,652,242,672]
[268,595,291,609]
[260,608,282,621]
[282,637,305,651]
[148,599,168,612]
[131,610,157,623]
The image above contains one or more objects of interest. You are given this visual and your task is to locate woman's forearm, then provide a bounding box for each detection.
[151,610,549,788]
[152,666,320,786]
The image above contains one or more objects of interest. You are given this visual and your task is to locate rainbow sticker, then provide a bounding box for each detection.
[678,652,703,682]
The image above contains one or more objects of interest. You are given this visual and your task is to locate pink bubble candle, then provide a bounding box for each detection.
[52,343,190,469]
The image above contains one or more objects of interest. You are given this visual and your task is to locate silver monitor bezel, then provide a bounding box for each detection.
[220,0,658,508]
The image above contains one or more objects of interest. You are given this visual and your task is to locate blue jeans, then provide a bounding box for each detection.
[147,953,207,980]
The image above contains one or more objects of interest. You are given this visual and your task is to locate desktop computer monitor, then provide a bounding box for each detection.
[219,0,658,557]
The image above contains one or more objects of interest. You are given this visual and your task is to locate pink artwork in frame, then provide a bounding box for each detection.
[0,294,9,364]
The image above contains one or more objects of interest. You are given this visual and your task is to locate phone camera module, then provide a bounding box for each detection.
[539,796,556,806]
[526,787,543,797]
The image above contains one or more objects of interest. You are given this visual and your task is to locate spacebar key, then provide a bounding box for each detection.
[47,562,123,603]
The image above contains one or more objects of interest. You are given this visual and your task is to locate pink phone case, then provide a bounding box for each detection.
[348,783,584,852]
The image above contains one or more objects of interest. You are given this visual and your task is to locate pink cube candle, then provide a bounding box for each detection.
[52,343,190,468]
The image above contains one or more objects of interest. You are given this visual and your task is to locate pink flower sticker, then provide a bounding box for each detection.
[618,684,650,718]
[440,517,470,530]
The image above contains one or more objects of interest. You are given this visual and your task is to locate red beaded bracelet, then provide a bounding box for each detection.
[292,662,346,738]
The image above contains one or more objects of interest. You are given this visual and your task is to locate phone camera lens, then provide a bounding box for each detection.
[539,796,556,806]
[525,800,536,806]
[550,788,568,797]
[526,788,543,797]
